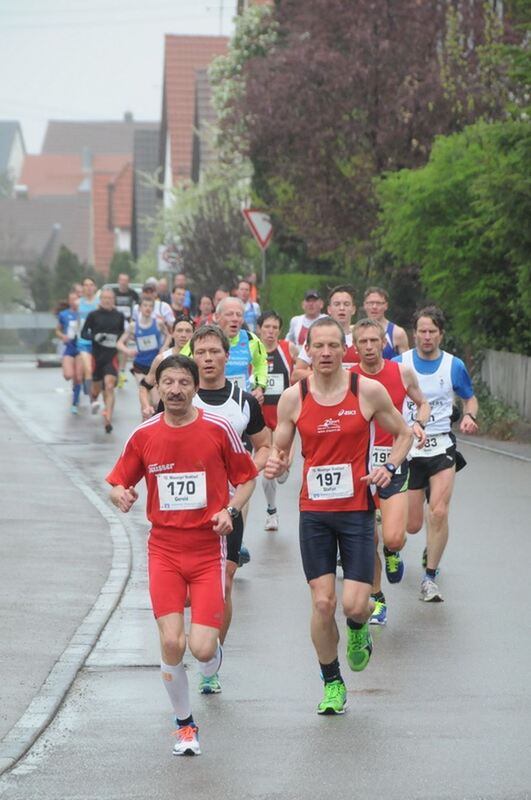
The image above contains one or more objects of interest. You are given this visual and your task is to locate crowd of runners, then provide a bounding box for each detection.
[55,271,479,756]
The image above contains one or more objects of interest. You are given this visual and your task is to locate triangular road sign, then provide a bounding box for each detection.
[242,209,273,251]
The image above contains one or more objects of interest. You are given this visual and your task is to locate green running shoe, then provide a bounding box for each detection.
[346,623,373,672]
[199,672,222,694]
[317,679,347,715]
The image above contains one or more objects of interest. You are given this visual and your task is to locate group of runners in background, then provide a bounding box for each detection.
[56,270,479,755]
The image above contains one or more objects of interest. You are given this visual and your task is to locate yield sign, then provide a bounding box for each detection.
[242,209,273,251]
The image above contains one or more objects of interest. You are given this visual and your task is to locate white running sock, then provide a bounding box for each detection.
[262,475,277,511]
[160,661,191,719]
[198,644,222,678]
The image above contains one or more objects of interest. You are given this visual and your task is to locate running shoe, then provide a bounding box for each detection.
[238,546,251,567]
[369,600,387,626]
[419,578,443,602]
[264,513,279,531]
[317,679,347,715]
[71,405,79,415]
[105,423,113,434]
[384,550,404,584]
[199,673,222,694]
[277,468,289,485]
[346,623,373,672]
[172,724,201,756]
[91,400,100,414]
[117,372,127,388]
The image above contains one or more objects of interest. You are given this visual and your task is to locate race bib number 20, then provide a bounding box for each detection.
[307,463,353,501]
[157,471,207,510]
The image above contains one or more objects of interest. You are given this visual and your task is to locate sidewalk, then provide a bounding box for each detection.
[0,400,128,772]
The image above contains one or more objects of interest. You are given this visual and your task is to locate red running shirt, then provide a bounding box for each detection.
[106,410,257,547]
[351,361,406,447]
[296,375,374,512]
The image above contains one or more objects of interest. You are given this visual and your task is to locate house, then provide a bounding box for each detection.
[1,116,160,276]
[160,35,228,205]
[0,121,26,188]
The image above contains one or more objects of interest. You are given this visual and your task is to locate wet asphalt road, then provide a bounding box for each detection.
[0,362,530,800]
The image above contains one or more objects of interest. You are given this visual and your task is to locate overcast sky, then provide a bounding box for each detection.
[0,0,236,153]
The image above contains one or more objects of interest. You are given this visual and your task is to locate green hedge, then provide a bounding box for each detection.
[260,273,336,336]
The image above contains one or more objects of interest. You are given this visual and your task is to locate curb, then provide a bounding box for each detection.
[456,436,531,464]
[0,388,132,777]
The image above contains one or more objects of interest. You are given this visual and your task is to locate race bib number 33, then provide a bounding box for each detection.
[307,463,354,501]
[157,471,207,510]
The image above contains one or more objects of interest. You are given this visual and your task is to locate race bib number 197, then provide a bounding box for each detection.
[157,472,207,510]
[307,463,353,500]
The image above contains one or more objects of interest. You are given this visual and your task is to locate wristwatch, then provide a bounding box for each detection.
[383,463,397,475]
[226,505,240,519]
[465,412,477,423]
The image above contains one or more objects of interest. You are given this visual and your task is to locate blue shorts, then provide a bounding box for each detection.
[377,461,409,500]
[77,340,92,354]
[63,342,79,358]
[299,511,375,584]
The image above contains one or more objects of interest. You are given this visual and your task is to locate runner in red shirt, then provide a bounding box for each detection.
[107,354,257,757]
[265,318,412,715]
[351,319,430,625]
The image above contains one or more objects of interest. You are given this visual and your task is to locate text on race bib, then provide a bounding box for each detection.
[307,463,354,501]
[371,446,402,475]
[412,433,452,458]
[157,472,207,510]
[66,320,78,339]
[265,373,284,396]
[137,334,158,352]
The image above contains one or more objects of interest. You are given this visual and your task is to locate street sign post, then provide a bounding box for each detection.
[242,209,272,285]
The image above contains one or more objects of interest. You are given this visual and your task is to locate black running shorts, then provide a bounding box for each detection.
[299,510,375,584]
[408,443,456,490]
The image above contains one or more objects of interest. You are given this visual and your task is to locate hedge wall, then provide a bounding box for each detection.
[260,273,336,336]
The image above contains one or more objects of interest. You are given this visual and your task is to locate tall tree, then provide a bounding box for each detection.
[215,1,520,263]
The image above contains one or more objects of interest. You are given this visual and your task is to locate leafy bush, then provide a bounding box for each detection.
[260,273,339,335]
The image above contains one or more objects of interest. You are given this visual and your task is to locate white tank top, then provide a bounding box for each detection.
[192,383,249,438]
[401,349,454,435]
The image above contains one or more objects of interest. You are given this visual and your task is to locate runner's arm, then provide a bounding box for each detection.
[117,323,135,356]
[265,385,299,478]
[460,395,479,434]
[393,324,409,354]
[401,364,430,448]
[138,354,162,418]
[109,485,139,513]
[249,427,272,472]
[291,356,312,383]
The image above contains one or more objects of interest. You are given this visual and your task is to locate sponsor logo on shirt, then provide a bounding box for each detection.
[317,417,341,434]
[338,409,356,416]
[148,462,175,474]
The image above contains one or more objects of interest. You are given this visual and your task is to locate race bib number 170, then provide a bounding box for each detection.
[157,472,207,510]
[307,463,354,501]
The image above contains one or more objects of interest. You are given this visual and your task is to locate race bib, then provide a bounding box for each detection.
[413,433,452,458]
[137,334,158,352]
[157,471,207,510]
[265,373,284,396]
[307,464,353,501]
[66,319,78,340]
[372,446,402,474]
[118,307,131,319]
[229,374,248,390]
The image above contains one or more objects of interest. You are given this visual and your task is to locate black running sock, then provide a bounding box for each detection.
[267,507,277,515]
[426,568,437,580]
[320,658,343,684]
[383,546,398,556]
[371,591,385,603]
[177,715,194,728]
[347,618,363,630]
